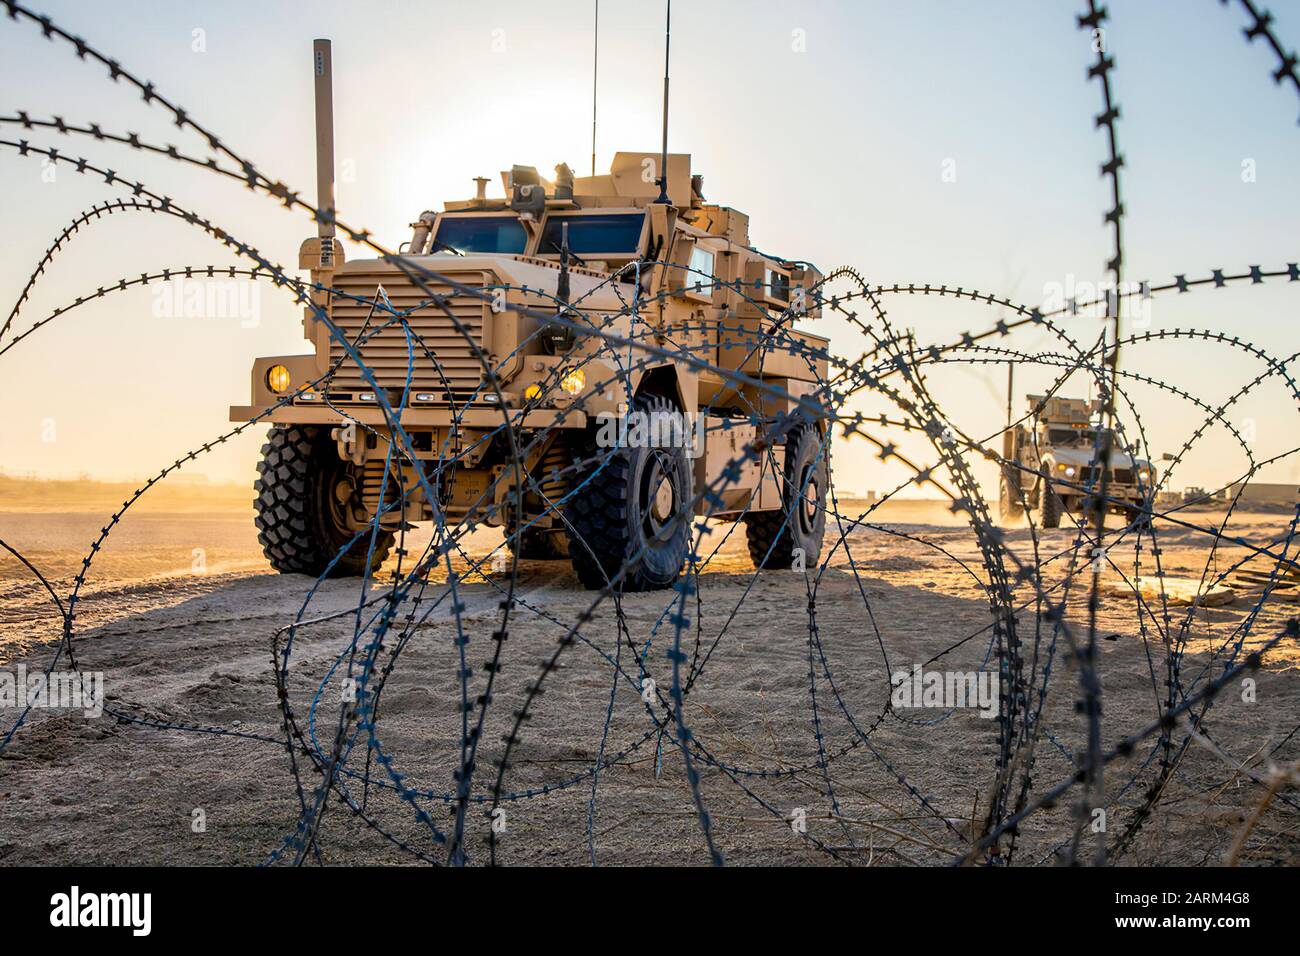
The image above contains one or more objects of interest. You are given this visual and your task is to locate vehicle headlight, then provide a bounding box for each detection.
[559,368,585,396]
[524,383,544,402]
[1065,466,1076,477]
[266,364,291,394]
[1138,469,1151,482]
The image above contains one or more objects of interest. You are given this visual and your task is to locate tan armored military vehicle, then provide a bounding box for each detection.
[230,41,830,591]
[999,394,1155,528]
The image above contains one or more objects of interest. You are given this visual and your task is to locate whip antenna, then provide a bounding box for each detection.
[591,1,599,177]
[312,39,336,249]
[655,0,671,204]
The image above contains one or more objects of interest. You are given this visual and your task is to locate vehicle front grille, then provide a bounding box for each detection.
[1073,465,1134,486]
[327,265,492,403]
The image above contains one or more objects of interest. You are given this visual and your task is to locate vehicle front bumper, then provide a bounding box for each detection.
[229,402,587,430]
[1048,479,1151,506]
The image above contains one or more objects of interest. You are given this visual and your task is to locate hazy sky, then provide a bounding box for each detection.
[1,0,1297,498]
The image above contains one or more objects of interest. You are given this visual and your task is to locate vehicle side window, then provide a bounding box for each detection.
[764,267,790,302]
[687,247,715,288]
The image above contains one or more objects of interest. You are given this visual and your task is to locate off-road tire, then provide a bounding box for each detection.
[999,465,1026,522]
[566,395,693,591]
[1039,483,1063,529]
[505,523,569,560]
[255,425,393,577]
[745,424,829,570]
[1126,503,1153,531]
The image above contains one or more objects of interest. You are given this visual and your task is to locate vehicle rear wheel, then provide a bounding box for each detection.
[999,464,1026,522]
[254,425,394,577]
[565,394,693,591]
[745,424,828,570]
[505,522,569,560]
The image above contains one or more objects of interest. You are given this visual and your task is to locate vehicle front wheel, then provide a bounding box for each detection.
[1039,482,1063,529]
[1126,504,1154,530]
[565,395,693,591]
[254,425,393,577]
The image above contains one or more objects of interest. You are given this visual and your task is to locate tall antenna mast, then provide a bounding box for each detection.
[591,0,599,177]
[312,39,336,246]
[654,0,671,204]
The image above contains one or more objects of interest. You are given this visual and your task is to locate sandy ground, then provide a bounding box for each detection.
[1,483,1297,867]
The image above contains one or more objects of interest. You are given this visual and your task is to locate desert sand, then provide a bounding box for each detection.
[1,477,1296,866]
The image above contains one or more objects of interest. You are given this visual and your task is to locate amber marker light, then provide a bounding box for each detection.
[266,364,291,394]
[559,369,585,396]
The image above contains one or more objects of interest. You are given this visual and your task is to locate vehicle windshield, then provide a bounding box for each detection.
[540,213,645,256]
[1045,426,1108,446]
[432,215,527,254]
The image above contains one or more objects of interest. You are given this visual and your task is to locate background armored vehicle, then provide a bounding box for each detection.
[999,394,1155,529]
[230,41,830,591]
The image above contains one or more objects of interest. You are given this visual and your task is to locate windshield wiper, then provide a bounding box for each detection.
[543,238,588,267]
[429,239,465,256]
